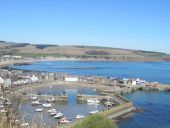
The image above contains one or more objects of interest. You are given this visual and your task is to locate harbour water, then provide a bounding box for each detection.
[20,85,105,126]
[14,61,170,128]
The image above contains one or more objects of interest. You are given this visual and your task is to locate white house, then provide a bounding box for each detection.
[65,77,78,82]
[29,75,38,82]
[132,80,137,86]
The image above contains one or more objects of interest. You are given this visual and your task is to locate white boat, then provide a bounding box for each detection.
[87,102,99,106]
[50,112,57,116]
[47,97,55,102]
[75,114,85,119]
[30,96,37,100]
[35,108,43,112]
[47,109,56,113]
[43,93,52,108]
[89,110,99,114]
[54,112,63,118]
[21,123,29,127]
[30,89,38,100]
[31,100,41,105]
[42,103,51,108]
[59,117,71,123]
[87,98,100,104]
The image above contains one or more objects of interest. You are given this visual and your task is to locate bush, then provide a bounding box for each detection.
[74,114,117,128]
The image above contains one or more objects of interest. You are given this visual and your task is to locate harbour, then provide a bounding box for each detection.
[0,60,170,128]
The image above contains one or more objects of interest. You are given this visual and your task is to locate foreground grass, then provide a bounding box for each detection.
[73,114,117,128]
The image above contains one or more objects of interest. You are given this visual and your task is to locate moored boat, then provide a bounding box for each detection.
[30,96,38,100]
[42,103,51,108]
[35,108,43,112]
[89,110,99,114]
[47,108,56,113]
[59,117,71,123]
[31,100,41,105]
[50,111,58,116]
[87,98,100,104]
[54,112,63,118]
[75,114,85,119]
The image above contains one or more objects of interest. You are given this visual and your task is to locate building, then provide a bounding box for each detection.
[3,78,12,88]
[29,75,39,83]
[64,76,78,82]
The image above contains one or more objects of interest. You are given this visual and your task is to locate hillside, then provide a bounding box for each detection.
[0,41,170,62]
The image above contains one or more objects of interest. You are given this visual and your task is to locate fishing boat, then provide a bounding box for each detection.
[89,110,99,114]
[87,98,100,104]
[35,108,43,112]
[54,112,63,118]
[75,114,85,119]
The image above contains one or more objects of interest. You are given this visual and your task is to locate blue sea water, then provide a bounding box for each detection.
[13,61,170,128]
[14,61,170,84]
[119,91,170,128]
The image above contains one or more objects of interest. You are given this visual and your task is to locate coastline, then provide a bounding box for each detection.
[4,59,170,128]
[1,57,169,69]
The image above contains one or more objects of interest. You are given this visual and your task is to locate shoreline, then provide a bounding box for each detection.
[2,57,169,68]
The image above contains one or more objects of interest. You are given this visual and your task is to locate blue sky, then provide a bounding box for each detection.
[0,0,170,53]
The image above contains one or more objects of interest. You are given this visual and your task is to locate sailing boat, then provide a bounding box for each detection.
[31,100,41,106]
[30,89,37,100]
[89,110,99,114]
[89,104,99,114]
[42,94,51,108]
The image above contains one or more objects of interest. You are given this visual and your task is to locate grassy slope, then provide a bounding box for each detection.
[0,41,170,61]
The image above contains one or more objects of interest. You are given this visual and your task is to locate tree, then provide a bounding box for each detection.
[74,114,117,128]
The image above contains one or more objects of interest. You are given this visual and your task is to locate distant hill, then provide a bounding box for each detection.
[0,40,170,61]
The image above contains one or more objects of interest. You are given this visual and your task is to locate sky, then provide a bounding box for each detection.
[0,0,170,53]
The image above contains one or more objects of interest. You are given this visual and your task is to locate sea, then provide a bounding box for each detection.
[13,61,170,128]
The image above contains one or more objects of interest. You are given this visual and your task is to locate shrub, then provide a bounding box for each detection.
[74,114,117,128]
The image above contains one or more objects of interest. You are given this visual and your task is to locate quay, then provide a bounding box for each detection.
[77,94,111,101]
[21,94,68,101]
[158,84,170,91]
